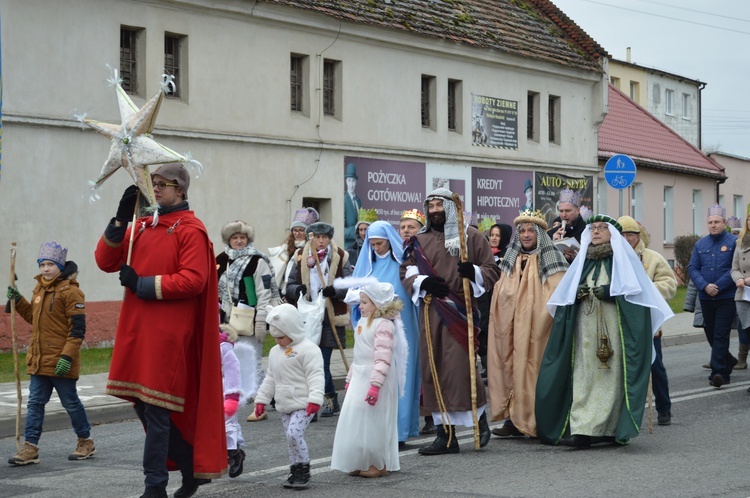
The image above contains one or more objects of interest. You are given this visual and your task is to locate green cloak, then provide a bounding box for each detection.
[535,257,652,445]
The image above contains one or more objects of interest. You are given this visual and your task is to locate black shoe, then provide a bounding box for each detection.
[420,417,436,435]
[657,413,671,426]
[228,448,245,478]
[174,477,210,498]
[320,393,340,417]
[478,412,491,448]
[729,355,739,372]
[283,464,299,489]
[139,489,168,498]
[561,435,591,448]
[398,441,406,449]
[291,462,310,489]
[491,420,524,438]
[311,412,318,423]
[710,373,727,388]
[418,425,459,455]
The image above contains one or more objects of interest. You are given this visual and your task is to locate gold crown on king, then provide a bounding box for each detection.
[513,209,548,230]
[357,208,378,224]
[401,208,426,226]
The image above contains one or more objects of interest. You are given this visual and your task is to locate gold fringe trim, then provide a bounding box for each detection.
[155,276,163,300]
[107,380,185,412]
[102,235,122,248]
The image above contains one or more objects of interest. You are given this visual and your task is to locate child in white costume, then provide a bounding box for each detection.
[254,304,324,489]
[219,324,251,478]
[331,282,408,478]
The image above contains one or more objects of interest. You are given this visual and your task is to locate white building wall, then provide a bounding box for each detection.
[647,73,701,148]
[0,0,605,301]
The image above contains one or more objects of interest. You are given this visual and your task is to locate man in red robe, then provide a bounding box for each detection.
[95,163,226,498]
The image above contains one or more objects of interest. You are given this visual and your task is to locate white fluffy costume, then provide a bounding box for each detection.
[331,283,408,474]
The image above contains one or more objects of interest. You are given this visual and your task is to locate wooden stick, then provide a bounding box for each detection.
[452,194,480,450]
[309,235,350,372]
[123,190,140,299]
[9,242,21,452]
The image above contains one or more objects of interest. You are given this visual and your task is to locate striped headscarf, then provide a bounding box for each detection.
[420,188,462,257]
[499,223,568,283]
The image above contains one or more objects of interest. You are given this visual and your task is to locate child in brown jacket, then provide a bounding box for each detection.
[6,241,95,466]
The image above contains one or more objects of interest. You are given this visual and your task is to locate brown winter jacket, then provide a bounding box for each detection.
[14,262,86,379]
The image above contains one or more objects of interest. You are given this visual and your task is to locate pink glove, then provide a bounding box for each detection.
[345,383,350,392]
[365,385,380,406]
[254,403,266,418]
[306,403,321,416]
[224,398,239,417]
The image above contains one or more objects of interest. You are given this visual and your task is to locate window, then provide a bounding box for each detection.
[120,26,144,95]
[527,92,539,141]
[290,54,312,116]
[629,81,639,103]
[664,186,674,244]
[610,76,620,89]
[682,93,691,120]
[734,195,744,218]
[548,95,560,144]
[164,33,186,99]
[447,79,462,132]
[630,182,643,221]
[323,59,335,116]
[421,75,436,130]
[665,89,675,115]
[692,190,703,236]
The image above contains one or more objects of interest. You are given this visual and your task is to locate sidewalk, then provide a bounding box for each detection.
[0,313,700,438]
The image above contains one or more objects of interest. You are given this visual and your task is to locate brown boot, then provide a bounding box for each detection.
[736,344,749,370]
[68,438,96,460]
[8,442,40,466]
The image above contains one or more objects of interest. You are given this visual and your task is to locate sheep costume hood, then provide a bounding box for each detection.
[266,303,306,345]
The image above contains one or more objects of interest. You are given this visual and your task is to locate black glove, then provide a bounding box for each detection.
[593,285,614,302]
[576,284,589,301]
[295,285,307,299]
[115,185,139,222]
[420,277,450,299]
[457,262,476,282]
[322,285,336,298]
[119,264,140,293]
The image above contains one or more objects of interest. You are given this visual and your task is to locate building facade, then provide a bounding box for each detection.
[0,0,609,346]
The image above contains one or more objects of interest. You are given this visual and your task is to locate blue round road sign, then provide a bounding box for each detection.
[604,154,636,190]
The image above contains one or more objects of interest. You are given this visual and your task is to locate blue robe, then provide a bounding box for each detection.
[353,252,421,441]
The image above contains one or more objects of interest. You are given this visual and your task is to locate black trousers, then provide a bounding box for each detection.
[134,400,194,492]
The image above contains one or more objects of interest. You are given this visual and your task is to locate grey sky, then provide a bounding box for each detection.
[552,0,750,159]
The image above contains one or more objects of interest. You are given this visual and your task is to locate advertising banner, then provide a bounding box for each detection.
[534,172,594,228]
[471,94,518,150]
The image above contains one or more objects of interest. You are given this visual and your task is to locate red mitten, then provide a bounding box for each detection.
[365,385,380,406]
[254,403,266,418]
[224,398,239,417]
[306,403,321,417]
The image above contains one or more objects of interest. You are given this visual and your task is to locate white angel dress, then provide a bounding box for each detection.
[330,314,405,473]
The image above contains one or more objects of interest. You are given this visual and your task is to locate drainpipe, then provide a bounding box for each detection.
[698,81,707,150]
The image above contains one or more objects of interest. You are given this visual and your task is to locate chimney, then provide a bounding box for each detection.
[626,47,631,63]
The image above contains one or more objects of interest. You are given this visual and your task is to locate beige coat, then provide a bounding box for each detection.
[731,241,750,301]
[633,239,677,301]
[487,253,564,437]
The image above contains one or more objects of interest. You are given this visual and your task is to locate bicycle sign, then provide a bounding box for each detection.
[604,154,636,190]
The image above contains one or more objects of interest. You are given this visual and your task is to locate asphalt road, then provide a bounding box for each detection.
[1,339,749,498]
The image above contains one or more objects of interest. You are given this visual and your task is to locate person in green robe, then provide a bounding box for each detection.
[535,214,673,448]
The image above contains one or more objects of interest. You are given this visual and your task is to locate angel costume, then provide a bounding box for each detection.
[331,283,407,474]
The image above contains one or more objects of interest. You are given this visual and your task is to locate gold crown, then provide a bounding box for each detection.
[400,208,425,226]
[513,209,548,230]
[357,208,378,224]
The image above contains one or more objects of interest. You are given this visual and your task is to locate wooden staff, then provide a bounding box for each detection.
[309,234,350,371]
[123,190,140,299]
[9,242,22,452]
[451,194,480,450]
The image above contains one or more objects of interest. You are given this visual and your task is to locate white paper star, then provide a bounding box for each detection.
[82,71,202,215]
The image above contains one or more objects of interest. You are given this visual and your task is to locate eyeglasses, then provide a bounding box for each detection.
[589,224,609,233]
[291,228,306,234]
[153,181,179,190]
